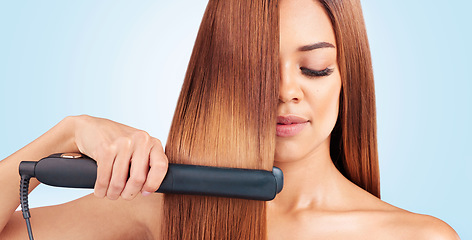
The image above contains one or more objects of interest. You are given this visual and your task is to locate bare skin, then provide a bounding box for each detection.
[0,0,460,239]
[0,116,166,239]
[268,0,459,239]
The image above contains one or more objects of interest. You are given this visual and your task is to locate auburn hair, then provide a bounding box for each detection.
[163,0,379,238]
[163,0,278,239]
[322,0,380,198]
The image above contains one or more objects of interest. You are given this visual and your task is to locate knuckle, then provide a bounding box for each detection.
[107,194,119,200]
[116,137,133,148]
[144,182,160,191]
[133,130,150,141]
[116,137,133,147]
[153,155,169,169]
[129,175,146,186]
[109,181,125,191]
[150,161,168,178]
[95,178,108,188]
[153,137,162,146]
[121,194,135,201]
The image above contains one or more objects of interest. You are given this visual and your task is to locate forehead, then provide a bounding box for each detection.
[279,0,336,50]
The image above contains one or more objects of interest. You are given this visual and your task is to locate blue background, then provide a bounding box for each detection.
[1,1,470,238]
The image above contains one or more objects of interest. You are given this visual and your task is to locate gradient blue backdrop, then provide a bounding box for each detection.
[1,1,470,238]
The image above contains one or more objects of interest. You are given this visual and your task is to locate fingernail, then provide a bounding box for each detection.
[142,191,151,197]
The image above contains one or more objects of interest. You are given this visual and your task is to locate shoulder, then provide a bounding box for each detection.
[360,199,460,240]
[2,192,164,240]
[76,192,165,239]
[384,211,460,240]
[63,192,165,239]
[348,191,459,239]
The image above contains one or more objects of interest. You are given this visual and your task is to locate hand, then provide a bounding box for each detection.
[72,114,168,200]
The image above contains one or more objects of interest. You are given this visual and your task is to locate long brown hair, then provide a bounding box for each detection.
[322,0,380,198]
[163,0,379,238]
[163,0,279,239]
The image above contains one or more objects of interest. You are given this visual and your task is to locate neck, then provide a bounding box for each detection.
[270,139,350,212]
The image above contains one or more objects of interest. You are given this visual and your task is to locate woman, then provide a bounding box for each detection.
[0,0,459,239]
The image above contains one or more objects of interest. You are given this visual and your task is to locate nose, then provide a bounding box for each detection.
[279,60,304,103]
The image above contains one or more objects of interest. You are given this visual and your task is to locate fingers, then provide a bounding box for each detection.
[94,145,115,198]
[120,134,153,200]
[121,137,168,200]
[142,138,168,195]
[106,138,133,200]
[93,130,168,201]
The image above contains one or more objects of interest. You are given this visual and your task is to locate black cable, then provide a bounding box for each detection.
[20,175,34,240]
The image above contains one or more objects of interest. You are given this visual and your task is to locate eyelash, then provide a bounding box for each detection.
[300,67,334,78]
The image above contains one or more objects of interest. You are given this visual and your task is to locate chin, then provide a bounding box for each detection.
[274,136,329,164]
[274,146,305,163]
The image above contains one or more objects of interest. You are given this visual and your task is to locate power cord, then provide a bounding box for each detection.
[19,161,36,240]
[20,175,34,240]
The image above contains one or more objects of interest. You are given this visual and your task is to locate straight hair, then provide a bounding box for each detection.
[163,0,380,238]
[321,0,381,198]
[163,0,279,239]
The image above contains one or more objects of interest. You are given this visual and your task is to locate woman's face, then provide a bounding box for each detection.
[275,0,341,163]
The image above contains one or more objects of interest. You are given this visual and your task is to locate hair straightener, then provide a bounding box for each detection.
[18,152,284,240]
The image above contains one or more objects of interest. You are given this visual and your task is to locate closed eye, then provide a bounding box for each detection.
[300,67,334,78]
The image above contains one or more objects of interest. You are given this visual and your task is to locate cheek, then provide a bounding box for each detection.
[307,74,341,133]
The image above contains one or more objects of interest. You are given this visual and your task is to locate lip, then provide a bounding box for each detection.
[276,115,309,137]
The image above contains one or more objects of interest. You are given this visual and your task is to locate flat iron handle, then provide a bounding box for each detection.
[20,153,283,201]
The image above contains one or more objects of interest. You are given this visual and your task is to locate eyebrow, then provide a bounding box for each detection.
[298,41,335,51]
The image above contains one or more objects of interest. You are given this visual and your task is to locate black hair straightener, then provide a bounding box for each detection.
[18,153,284,240]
